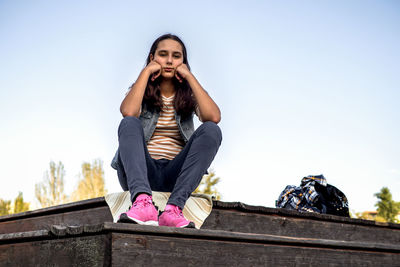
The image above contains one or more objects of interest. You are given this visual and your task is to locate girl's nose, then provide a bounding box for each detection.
[167,55,173,64]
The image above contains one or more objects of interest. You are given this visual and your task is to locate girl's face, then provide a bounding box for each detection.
[151,39,184,79]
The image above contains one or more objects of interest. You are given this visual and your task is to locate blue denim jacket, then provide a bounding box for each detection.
[111,106,195,171]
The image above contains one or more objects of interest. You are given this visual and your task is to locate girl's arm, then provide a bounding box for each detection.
[176,65,221,123]
[120,61,161,117]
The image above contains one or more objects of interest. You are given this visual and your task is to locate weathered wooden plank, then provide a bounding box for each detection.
[105,222,400,253]
[2,222,398,253]
[213,200,400,228]
[0,206,112,234]
[0,197,106,222]
[84,223,104,233]
[0,234,110,267]
[111,232,400,266]
[0,229,50,242]
[66,225,84,235]
[0,222,398,266]
[50,225,68,236]
[0,197,398,266]
[0,224,105,244]
[1,197,399,247]
[3,197,398,230]
[49,224,97,237]
[202,209,400,245]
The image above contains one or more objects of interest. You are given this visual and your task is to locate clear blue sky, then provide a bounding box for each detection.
[1,0,399,213]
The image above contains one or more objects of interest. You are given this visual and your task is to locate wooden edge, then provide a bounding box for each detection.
[1,197,398,230]
[0,197,107,222]
[103,222,400,253]
[212,200,400,229]
[0,229,50,241]
[49,224,104,236]
[0,224,105,243]
[1,222,399,253]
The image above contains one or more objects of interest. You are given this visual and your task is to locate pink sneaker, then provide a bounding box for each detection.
[158,204,195,228]
[118,194,158,226]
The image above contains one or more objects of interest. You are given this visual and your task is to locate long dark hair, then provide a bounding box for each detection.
[142,34,196,118]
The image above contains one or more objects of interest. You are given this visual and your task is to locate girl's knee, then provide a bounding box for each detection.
[199,121,222,144]
[118,116,143,136]
[121,116,141,125]
[120,116,142,128]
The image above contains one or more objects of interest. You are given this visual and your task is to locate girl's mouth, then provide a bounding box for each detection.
[163,68,174,72]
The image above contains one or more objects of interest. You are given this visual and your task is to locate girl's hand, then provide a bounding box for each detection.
[145,60,162,81]
[175,64,191,83]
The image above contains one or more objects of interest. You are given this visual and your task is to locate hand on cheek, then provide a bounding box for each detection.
[151,72,160,81]
[175,64,190,83]
[175,72,183,83]
[147,60,161,81]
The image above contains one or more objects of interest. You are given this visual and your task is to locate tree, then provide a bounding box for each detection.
[71,159,107,201]
[194,170,221,200]
[0,199,11,216]
[374,187,400,223]
[35,161,68,208]
[13,192,30,214]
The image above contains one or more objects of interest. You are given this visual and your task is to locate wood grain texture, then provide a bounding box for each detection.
[111,233,400,267]
[0,229,50,242]
[0,221,398,266]
[0,197,106,222]
[0,234,110,267]
[0,206,112,234]
[202,209,400,245]
[104,222,400,253]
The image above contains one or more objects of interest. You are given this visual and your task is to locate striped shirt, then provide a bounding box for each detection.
[147,94,185,160]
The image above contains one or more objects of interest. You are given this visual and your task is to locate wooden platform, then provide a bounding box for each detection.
[1,197,399,266]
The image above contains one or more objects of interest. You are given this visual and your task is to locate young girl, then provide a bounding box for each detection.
[111,34,222,228]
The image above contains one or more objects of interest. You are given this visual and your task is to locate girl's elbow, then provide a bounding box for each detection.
[120,107,139,118]
[212,111,221,124]
[204,114,221,124]
[213,115,221,124]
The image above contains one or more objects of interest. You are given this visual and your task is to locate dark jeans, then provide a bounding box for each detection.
[117,116,222,209]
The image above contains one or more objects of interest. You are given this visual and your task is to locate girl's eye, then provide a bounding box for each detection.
[157,52,181,58]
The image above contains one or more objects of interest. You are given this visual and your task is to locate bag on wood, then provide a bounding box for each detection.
[276,175,350,217]
[313,182,349,217]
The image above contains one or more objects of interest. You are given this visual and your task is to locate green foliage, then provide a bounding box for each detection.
[35,161,68,208]
[0,193,30,216]
[194,170,221,200]
[13,192,30,214]
[71,159,107,201]
[0,199,11,216]
[374,187,400,223]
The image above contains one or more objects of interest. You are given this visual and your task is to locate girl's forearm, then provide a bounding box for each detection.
[186,74,221,123]
[120,69,151,117]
